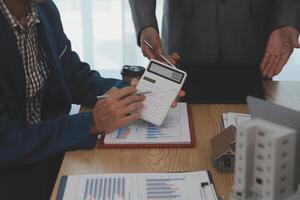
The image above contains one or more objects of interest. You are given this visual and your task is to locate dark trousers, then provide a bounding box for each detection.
[0,153,64,200]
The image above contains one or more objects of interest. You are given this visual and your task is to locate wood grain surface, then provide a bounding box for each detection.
[51,81,300,200]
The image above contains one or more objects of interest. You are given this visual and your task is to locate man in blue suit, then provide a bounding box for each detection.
[0,0,183,199]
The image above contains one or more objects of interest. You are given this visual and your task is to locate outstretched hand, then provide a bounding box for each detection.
[261,26,300,78]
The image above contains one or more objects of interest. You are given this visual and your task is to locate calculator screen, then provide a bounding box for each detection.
[148,62,184,84]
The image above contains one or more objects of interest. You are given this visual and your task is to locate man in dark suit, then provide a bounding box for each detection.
[0,0,184,199]
[129,0,300,78]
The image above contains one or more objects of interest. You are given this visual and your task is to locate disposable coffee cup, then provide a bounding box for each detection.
[121,65,145,83]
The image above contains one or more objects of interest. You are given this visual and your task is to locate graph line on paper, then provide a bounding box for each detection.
[146,117,179,139]
[63,170,218,200]
[116,127,131,139]
[103,103,191,145]
[82,177,126,200]
[145,177,186,199]
[146,123,172,139]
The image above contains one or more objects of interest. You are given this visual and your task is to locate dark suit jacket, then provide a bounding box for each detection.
[130,0,300,64]
[0,1,125,199]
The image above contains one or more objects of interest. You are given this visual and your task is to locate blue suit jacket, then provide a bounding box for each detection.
[0,1,125,199]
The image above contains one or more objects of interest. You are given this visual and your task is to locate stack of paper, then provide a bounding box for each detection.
[222,112,251,129]
[103,103,191,145]
[57,171,218,200]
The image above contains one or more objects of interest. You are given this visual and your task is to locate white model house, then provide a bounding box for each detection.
[231,118,299,200]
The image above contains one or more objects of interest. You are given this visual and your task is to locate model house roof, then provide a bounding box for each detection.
[211,125,236,161]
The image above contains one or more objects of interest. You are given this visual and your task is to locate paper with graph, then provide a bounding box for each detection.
[58,171,218,200]
[222,112,251,129]
[104,103,191,145]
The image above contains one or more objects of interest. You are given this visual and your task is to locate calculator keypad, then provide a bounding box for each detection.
[136,60,186,126]
[138,81,179,125]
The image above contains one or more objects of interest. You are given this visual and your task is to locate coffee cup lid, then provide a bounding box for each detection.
[121,65,145,77]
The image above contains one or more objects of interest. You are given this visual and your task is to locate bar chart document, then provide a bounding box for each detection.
[57,171,218,200]
[102,103,192,145]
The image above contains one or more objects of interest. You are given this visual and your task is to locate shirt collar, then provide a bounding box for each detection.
[0,0,40,31]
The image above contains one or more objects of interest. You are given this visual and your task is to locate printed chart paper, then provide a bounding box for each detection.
[104,103,191,145]
[60,171,217,200]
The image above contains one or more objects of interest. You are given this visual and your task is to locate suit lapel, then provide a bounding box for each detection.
[0,12,26,110]
[37,6,70,101]
[37,6,59,80]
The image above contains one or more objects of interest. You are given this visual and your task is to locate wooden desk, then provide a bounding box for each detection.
[51,81,300,200]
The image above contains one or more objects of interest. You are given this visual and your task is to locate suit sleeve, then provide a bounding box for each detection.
[60,39,127,107]
[274,0,300,31]
[49,2,128,108]
[0,92,97,169]
[129,0,159,46]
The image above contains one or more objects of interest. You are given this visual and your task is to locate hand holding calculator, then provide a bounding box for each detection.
[137,59,187,126]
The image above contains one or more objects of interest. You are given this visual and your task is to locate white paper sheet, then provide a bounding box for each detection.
[104,103,191,144]
[223,112,251,128]
[222,113,228,128]
[60,171,218,200]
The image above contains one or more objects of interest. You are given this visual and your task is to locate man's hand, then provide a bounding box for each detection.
[140,27,180,65]
[140,27,164,59]
[261,26,300,78]
[131,79,185,109]
[90,87,145,134]
[171,90,186,108]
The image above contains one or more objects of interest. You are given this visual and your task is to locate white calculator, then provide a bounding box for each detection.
[137,59,187,126]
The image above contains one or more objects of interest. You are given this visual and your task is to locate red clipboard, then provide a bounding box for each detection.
[96,105,196,149]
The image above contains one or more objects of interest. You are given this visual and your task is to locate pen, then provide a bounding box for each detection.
[143,40,177,69]
[97,91,152,100]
